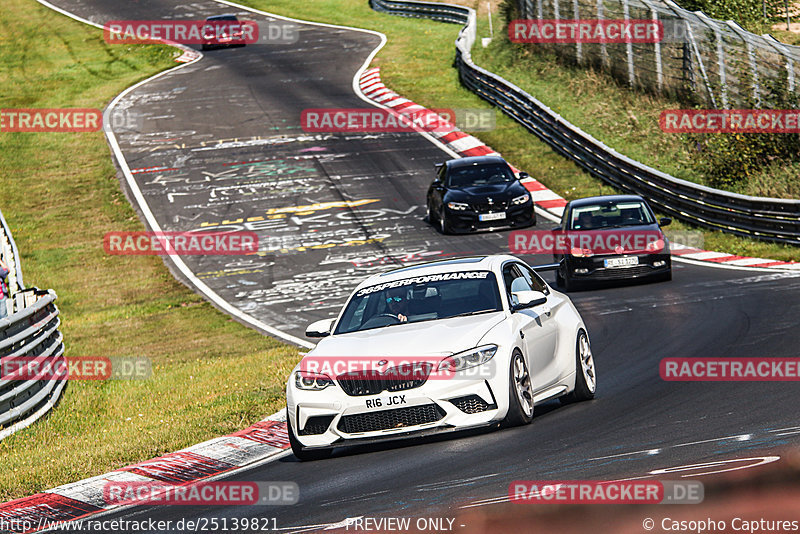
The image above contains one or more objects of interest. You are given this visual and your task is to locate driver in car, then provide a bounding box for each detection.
[385,287,409,323]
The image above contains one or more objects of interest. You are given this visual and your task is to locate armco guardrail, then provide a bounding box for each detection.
[0,208,66,440]
[369,0,800,245]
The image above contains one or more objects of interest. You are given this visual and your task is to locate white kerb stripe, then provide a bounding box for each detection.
[447,136,487,152]
[680,251,734,261]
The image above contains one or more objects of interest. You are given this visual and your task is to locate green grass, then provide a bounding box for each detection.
[0,0,297,501]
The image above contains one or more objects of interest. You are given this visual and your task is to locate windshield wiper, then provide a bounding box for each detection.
[603,222,651,228]
[447,309,498,318]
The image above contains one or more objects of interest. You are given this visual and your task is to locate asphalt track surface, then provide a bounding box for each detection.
[41,0,800,531]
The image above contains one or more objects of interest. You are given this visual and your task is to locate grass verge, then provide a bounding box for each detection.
[0,0,297,501]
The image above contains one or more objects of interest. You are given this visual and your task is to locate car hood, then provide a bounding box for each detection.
[308,312,506,359]
[446,182,525,201]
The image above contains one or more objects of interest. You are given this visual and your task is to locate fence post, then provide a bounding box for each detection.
[641,0,664,92]
[573,0,582,64]
[684,22,719,108]
[727,22,761,106]
[623,0,635,87]
[597,0,609,67]
[693,11,729,108]
[763,34,796,98]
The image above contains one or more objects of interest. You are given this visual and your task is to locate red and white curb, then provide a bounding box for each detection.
[359,67,799,272]
[0,413,289,532]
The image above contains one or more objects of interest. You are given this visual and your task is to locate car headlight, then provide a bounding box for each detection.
[438,345,498,373]
[512,193,531,205]
[294,371,334,391]
[447,201,469,211]
[646,238,665,252]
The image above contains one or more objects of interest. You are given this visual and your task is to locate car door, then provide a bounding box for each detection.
[502,262,560,393]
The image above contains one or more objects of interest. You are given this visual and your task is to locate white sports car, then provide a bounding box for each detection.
[286,254,596,460]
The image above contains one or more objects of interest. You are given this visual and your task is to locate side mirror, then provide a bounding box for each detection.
[511,290,547,311]
[659,217,672,227]
[518,171,529,179]
[306,318,335,338]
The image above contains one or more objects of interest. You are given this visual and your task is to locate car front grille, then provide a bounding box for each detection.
[449,394,497,414]
[471,201,509,212]
[337,404,446,434]
[298,415,335,436]
[337,364,432,397]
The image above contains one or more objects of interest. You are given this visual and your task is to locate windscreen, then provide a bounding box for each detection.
[569,201,655,230]
[447,164,515,187]
[334,271,502,334]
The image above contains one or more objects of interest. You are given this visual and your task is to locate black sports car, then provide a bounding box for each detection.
[553,195,672,290]
[426,156,536,234]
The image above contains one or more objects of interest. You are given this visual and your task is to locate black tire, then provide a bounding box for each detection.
[426,202,436,225]
[503,350,534,427]
[439,208,452,235]
[560,329,596,405]
[558,268,578,291]
[287,409,333,461]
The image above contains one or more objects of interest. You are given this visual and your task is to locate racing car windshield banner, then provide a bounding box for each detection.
[355,271,491,297]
